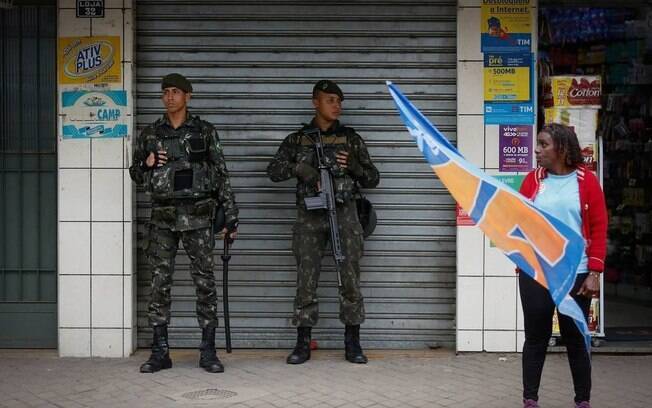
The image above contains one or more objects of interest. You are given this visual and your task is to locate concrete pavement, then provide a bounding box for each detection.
[0,349,650,408]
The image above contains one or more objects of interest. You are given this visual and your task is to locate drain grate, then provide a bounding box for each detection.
[181,389,238,401]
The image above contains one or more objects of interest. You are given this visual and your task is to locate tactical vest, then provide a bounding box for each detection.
[144,123,218,201]
[295,126,377,237]
[297,128,357,204]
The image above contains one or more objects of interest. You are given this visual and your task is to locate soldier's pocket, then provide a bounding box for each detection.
[151,206,176,224]
[142,223,154,252]
[208,166,224,192]
[193,198,217,217]
[343,225,364,257]
[142,224,163,264]
[291,225,315,257]
[150,166,174,197]
[192,166,212,194]
[185,135,207,162]
[348,218,364,236]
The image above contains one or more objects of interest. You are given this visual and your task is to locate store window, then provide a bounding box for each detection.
[538,2,652,347]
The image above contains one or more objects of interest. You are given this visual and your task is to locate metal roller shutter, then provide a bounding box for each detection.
[135,0,457,349]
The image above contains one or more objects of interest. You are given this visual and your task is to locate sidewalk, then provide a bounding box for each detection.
[1,349,650,408]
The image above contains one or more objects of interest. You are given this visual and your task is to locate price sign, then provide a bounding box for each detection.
[499,124,532,172]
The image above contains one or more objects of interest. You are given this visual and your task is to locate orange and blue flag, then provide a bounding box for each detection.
[387,82,591,349]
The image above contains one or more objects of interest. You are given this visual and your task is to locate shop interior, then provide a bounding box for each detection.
[538,1,652,349]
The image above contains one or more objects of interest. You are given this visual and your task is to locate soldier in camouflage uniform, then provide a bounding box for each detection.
[267,80,379,364]
[129,73,238,374]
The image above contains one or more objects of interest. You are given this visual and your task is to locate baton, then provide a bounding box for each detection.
[221,235,233,353]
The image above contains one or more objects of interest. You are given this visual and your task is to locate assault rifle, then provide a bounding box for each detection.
[303,127,345,287]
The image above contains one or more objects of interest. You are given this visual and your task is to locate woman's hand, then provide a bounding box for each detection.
[577,271,600,297]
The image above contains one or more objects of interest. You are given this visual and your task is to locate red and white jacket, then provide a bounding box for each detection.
[519,165,608,273]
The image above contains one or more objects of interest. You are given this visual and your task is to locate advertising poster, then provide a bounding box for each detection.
[499,124,532,172]
[456,204,475,226]
[484,53,535,125]
[481,0,533,53]
[493,174,525,192]
[484,52,530,102]
[61,90,128,139]
[484,101,534,124]
[58,36,121,84]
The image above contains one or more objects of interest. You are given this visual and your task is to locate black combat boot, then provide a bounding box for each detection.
[199,326,224,373]
[140,325,173,373]
[286,326,312,364]
[344,325,368,364]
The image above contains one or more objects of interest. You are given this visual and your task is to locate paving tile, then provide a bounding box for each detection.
[0,350,650,408]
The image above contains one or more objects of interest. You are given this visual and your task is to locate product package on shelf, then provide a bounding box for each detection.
[542,75,602,171]
[544,75,602,108]
[635,212,651,240]
[551,294,601,337]
[541,8,634,46]
[606,40,645,63]
[577,45,606,66]
[544,107,599,170]
[588,295,600,332]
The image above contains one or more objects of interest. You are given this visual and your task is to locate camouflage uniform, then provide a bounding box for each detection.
[267,120,379,326]
[129,113,238,329]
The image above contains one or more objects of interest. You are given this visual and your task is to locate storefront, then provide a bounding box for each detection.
[134,1,459,349]
[537,1,652,347]
[457,0,652,353]
[458,0,652,352]
[1,0,648,356]
[3,0,461,356]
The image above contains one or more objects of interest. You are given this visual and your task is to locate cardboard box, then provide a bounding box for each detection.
[579,141,598,171]
[544,107,599,171]
[544,107,598,143]
[544,75,602,108]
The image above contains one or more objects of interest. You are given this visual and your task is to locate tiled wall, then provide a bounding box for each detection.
[52,0,538,356]
[57,0,135,357]
[456,0,537,352]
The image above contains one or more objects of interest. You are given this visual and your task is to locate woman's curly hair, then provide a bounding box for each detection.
[540,123,583,167]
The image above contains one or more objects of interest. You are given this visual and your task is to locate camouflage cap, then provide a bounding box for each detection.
[312,79,344,101]
[161,73,193,93]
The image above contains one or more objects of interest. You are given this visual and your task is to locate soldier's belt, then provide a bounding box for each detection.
[153,197,215,215]
[152,198,200,207]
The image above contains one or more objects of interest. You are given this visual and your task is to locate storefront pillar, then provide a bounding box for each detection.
[455,0,538,352]
[57,0,136,357]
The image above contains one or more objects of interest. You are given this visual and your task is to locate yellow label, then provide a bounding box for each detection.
[551,77,572,107]
[484,65,530,101]
[58,36,122,84]
[481,0,532,33]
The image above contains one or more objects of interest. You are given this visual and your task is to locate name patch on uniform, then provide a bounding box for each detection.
[300,135,347,146]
